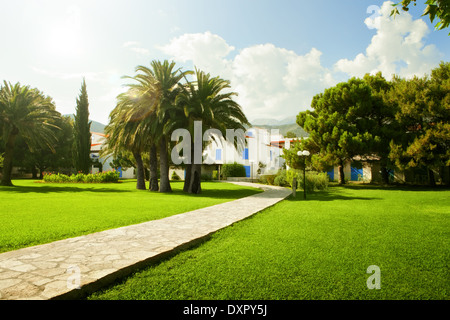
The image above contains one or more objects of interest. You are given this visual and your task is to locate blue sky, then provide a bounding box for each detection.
[0,0,448,125]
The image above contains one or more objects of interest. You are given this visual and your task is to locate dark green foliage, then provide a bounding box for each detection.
[222,162,247,178]
[297,77,379,184]
[171,171,181,180]
[388,62,450,185]
[0,82,61,186]
[297,63,450,186]
[73,79,92,174]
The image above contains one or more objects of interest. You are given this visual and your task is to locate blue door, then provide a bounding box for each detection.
[327,169,334,181]
[117,166,123,178]
[351,167,363,181]
[244,165,251,178]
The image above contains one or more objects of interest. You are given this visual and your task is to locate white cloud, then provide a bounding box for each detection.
[158,33,335,122]
[123,41,150,56]
[335,1,443,79]
[157,31,235,77]
[229,44,336,120]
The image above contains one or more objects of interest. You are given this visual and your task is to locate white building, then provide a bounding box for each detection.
[90,131,135,178]
[200,127,293,179]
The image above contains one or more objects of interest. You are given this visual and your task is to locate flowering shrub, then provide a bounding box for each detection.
[42,171,120,183]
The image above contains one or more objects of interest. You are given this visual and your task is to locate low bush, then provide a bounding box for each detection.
[171,171,181,181]
[201,173,212,181]
[274,169,289,187]
[286,169,328,192]
[259,174,276,185]
[42,171,120,183]
[222,162,246,178]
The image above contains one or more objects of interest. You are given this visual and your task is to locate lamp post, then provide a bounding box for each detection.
[297,150,310,199]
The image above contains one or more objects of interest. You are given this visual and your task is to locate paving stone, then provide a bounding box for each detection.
[0,182,291,300]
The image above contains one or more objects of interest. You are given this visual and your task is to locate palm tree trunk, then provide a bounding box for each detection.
[1,131,18,186]
[149,143,159,191]
[183,141,194,192]
[159,135,172,193]
[183,163,192,192]
[133,151,146,190]
[188,163,202,194]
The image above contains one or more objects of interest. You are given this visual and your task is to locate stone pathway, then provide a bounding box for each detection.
[0,182,291,300]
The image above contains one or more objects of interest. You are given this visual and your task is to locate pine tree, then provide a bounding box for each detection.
[73,78,92,174]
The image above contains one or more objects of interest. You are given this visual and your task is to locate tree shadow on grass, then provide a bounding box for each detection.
[176,188,263,200]
[286,190,382,202]
[337,183,450,192]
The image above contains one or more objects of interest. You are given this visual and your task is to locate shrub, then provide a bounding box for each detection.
[286,169,329,192]
[42,171,120,183]
[99,171,121,183]
[171,171,181,181]
[274,169,289,186]
[42,173,71,183]
[259,174,276,185]
[222,162,246,178]
[201,173,212,181]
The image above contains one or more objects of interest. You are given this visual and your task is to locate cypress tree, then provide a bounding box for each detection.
[73,78,92,174]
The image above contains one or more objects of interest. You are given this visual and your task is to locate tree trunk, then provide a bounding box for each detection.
[183,163,192,192]
[1,131,18,186]
[159,136,172,193]
[133,152,146,190]
[380,166,390,185]
[338,160,345,185]
[183,141,194,192]
[428,168,436,187]
[149,143,159,191]
[31,167,38,179]
[188,163,202,194]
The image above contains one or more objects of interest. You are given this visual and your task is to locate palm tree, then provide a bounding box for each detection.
[124,60,192,193]
[101,89,155,190]
[0,81,61,186]
[175,69,250,194]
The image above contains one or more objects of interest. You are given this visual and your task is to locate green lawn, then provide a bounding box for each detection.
[0,179,262,253]
[87,184,450,300]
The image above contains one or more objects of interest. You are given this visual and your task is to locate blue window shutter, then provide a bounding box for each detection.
[243,148,249,160]
[216,149,222,160]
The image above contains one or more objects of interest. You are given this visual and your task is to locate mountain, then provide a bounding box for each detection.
[90,120,106,133]
[250,116,308,138]
[250,116,296,126]
[254,123,309,138]
[63,114,106,133]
